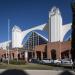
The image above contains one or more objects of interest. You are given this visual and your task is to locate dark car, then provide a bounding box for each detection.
[31,58,40,63]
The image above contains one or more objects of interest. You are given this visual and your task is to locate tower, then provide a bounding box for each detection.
[12,25,22,48]
[48,7,62,42]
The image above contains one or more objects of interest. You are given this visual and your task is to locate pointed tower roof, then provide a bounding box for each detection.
[12,25,21,32]
[49,6,61,17]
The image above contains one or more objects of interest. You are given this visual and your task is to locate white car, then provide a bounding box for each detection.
[41,59,50,64]
[41,59,53,64]
[41,59,61,64]
[61,59,73,65]
[53,59,61,64]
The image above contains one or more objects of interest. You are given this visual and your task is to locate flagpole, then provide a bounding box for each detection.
[8,19,10,64]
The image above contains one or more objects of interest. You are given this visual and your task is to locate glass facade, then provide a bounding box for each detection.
[23,31,48,51]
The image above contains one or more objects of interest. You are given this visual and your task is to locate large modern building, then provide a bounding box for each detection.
[11,7,71,48]
[0,6,72,61]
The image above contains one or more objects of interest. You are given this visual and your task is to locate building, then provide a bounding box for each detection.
[0,6,72,61]
[11,7,71,49]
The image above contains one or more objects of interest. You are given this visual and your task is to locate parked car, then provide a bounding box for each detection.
[61,59,73,65]
[53,59,61,64]
[41,59,51,64]
[31,58,40,63]
[40,58,52,64]
[40,59,62,64]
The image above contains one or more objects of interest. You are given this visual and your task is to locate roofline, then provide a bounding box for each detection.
[34,31,48,41]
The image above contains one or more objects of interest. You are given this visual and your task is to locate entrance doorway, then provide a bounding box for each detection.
[37,51,41,60]
[51,49,56,60]
[28,52,32,61]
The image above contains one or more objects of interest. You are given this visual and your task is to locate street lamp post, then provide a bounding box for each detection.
[7,19,10,64]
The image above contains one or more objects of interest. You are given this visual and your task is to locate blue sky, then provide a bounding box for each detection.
[0,0,72,42]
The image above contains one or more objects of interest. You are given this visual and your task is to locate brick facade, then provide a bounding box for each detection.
[47,41,71,59]
[34,41,71,60]
[0,41,71,61]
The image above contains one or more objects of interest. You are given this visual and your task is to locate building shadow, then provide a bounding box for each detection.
[59,70,74,75]
[0,69,28,75]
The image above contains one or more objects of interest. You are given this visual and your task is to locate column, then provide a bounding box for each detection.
[47,50,51,59]
[11,52,13,60]
[41,51,43,60]
[17,48,18,62]
[34,51,37,59]
[59,42,61,59]
[47,44,51,59]
[24,51,28,62]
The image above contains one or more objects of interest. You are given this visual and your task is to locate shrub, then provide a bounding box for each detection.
[3,60,26,65]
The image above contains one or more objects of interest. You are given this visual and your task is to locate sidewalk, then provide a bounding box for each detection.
[0,69,75,75]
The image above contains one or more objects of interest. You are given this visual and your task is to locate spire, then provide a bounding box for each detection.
[51,6,57,13]
[49,6,61,18]
[12,25,21,32]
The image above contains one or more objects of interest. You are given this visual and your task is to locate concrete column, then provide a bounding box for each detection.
[41,51,43,60]
[34,51,37,59]
[24,51,28,62]
[17,49,18,62]
[11,53,13,60]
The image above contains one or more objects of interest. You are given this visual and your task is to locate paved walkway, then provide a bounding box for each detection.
[0,69,75,75]
[25,70,62,75]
